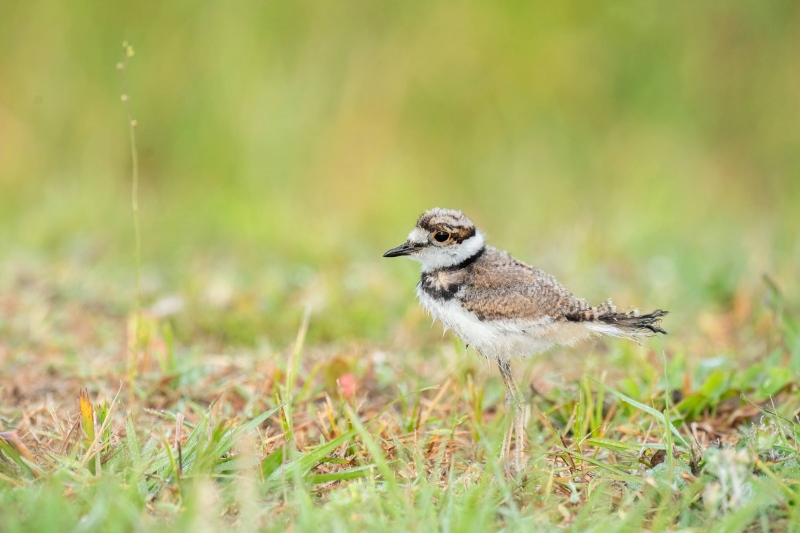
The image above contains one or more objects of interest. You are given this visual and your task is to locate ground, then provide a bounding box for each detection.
[1,249,799,531]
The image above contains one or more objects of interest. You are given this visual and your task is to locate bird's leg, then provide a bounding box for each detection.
[513,392,525,475]
[497,359,523,475]
[500,388,514,463]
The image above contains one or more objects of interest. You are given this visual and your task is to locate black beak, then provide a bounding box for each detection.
[383,242,418,257]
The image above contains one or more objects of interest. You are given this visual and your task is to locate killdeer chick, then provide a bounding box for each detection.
[384,208,667,474]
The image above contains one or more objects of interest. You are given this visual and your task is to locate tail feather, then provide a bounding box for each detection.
[566,299,668,337]
[597,309,668,335]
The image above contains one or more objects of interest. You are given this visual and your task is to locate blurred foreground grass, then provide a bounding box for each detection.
[1,1,800,531]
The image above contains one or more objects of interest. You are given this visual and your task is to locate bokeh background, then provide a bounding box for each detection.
[1,0,799,353]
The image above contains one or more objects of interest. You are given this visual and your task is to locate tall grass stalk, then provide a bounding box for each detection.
[117,42,142,399]
[284,306,311,446]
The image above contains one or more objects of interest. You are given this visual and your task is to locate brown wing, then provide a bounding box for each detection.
[456,248,589,321]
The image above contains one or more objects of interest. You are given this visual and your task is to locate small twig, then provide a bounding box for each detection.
[418,379,451,430]
[559,433,578,475]
[59,417,82,456]
[93,408,101,475]
[175,413,184,482]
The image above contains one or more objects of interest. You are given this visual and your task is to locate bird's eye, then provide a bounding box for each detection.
[434,231,450,242]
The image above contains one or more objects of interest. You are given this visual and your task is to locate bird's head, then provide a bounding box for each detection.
[383,208,485,271]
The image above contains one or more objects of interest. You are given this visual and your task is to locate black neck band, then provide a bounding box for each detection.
[442,246,486,272]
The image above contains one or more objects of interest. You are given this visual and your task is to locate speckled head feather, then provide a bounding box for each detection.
[383,208,486,272]
[415,208,476,243]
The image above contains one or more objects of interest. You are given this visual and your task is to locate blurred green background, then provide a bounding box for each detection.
[1,0,798,349]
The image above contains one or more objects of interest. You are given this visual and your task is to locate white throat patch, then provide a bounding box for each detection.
[405,231,485,272]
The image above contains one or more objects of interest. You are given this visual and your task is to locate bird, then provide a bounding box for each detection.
[383,208,667,475]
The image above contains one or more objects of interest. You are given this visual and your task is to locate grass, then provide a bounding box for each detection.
[2,0,800,531]
[1,264,799,531]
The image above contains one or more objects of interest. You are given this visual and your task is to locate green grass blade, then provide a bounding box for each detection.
[267,428,358,482]
[597,381,689,448]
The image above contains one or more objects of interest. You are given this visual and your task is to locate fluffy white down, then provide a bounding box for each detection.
[406,231,486,272]
[584,322,651,341]
[418,289,582,360]
[417,289,642,361]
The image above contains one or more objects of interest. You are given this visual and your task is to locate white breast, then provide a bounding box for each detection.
[416,286,600,362]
